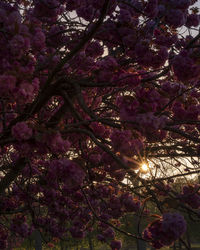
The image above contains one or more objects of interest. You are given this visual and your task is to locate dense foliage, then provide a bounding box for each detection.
[0,0,200,249]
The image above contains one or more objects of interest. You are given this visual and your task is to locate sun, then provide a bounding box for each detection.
[141,163,149,172]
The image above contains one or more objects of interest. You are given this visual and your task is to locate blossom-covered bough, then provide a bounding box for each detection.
[0,0,200,249]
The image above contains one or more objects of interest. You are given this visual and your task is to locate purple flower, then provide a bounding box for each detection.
[12,122,33,141]
[110,240,122,250]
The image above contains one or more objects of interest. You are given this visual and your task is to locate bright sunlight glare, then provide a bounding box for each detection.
[141,163,149,172]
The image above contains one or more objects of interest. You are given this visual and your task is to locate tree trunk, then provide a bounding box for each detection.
[88,234,94,250]
[178,240,182,249]
[34,230,42,250]
[186,231,191,249]
[137,239,146,250]
[173,242,176,250]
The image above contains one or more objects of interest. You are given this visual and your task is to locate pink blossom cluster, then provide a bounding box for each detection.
[11,122,33,141]
[172,50,200,82]
[46,159,86,189]
[10,215,32,238]
[0,226,8,249]
[0,0,199,249]
[178,185,200,209]
[143,213,187,249]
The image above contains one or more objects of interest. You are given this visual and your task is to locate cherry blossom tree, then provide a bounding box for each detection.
[0,0,200,249]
